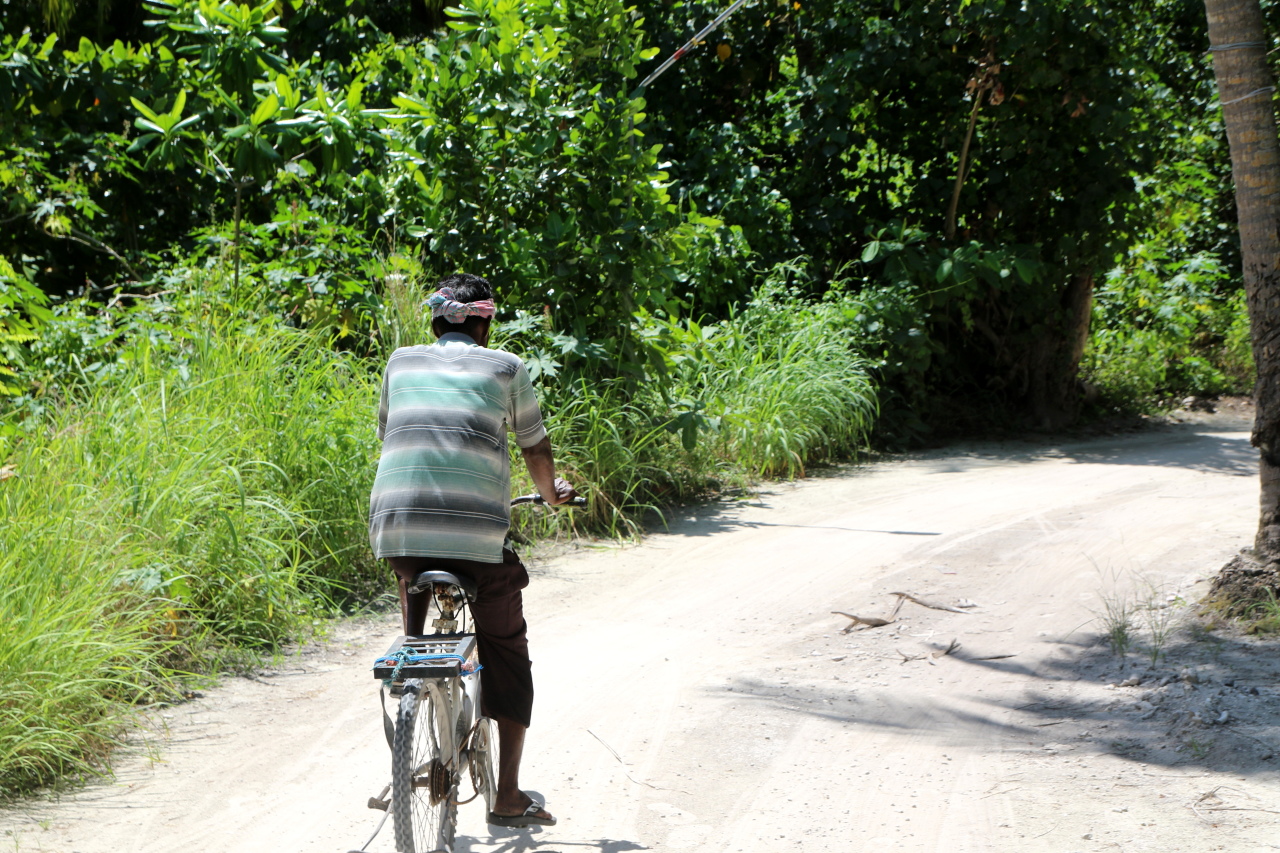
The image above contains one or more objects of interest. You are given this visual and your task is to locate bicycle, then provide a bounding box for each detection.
[367,493,585,853]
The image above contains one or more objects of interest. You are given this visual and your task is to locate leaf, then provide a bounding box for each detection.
[130,96,162,123]
[169,88,187,120]
[251,92,280,126]
[862,241,881,263]
[1014,259,1037,284]
[681,418,698,451]
[169,576,191,600]
[936,258,953,283]
[346,81,365,111]
[126,133,160,153]
[254,136,280,162]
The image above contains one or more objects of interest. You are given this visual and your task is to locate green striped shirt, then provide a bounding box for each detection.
[368,333,547,562]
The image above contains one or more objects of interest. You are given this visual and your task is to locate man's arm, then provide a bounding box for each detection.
[376,365,390,442]
[520,436,576,505]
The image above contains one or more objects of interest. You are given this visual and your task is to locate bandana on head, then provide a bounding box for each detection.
[425,287,497,323]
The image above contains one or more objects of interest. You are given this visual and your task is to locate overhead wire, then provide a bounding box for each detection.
[636,0,753,91]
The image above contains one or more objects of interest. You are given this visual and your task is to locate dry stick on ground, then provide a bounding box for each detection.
[832,611,894,632]
[1190,786,1280,822]
[889,592,974,615]
[834,591,973,633]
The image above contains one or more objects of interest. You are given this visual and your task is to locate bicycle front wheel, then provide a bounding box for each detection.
[392,679,457,853]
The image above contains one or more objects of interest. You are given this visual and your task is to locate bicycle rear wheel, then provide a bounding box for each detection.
[392,680,457,853]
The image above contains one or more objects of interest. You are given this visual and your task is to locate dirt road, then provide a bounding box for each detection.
[5,413,1280,852]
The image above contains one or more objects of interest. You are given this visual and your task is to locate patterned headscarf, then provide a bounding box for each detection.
[424,287,497,323]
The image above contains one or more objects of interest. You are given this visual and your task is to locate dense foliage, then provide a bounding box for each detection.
[636,0,1255,427]
[1,0,1259,415]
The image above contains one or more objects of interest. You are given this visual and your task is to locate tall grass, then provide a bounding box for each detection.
[0,509,172,797]
[685,287,879,477]
[0,292,379,795]
[1,266,879,796]
[498,280,880,540]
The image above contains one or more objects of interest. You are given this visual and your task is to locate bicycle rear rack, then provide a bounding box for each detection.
[373,634,477,680]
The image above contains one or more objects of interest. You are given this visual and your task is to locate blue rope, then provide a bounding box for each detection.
[374,648,480,684]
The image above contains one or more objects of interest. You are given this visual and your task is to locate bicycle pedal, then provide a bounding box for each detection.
[367,784,390,810]
[432,618,458,631]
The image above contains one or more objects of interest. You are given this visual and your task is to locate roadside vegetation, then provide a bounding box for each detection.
[0,261,879,796]
[0,0,1270,797]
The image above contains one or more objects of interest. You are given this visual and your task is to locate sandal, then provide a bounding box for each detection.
[487,799,557,827]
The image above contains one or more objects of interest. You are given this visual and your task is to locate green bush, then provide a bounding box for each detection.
[0,257,51,397]
[1083,248,1254,410]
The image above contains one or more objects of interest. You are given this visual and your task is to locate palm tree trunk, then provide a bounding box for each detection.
[1204,0,1280,559]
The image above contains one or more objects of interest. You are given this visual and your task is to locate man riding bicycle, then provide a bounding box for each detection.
[368,272,576,828]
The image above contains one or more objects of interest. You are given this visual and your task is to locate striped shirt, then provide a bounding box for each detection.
[368,333,547,562]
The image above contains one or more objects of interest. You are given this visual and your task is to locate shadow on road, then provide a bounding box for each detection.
[718,628,1280,777]
[920,427,1256,478]
[456,836,647,853]
[1057,431,1254,477]
[656,425,1254,542]
[660,500,941,539]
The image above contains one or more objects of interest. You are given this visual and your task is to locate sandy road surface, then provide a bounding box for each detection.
[6,415,1280,853]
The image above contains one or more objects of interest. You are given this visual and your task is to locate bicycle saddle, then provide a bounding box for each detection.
[406,570,478,600]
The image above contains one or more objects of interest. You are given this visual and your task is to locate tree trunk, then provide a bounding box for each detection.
[1204,0,1280,559]
[1026,271,1094,430]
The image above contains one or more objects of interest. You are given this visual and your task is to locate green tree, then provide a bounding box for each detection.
[637,0,1167,428]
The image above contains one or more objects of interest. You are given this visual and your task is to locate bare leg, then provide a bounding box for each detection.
[491,717,553,820]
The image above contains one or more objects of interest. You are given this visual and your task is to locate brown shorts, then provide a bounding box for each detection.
[387,549,534,728]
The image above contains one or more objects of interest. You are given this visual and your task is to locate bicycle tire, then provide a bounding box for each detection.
[392,680,457,853]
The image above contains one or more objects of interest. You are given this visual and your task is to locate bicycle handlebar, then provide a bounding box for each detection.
[511,494,587,507]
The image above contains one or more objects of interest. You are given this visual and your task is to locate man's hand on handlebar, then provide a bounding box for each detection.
[544,477,578,506]
[519,436,577,506]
